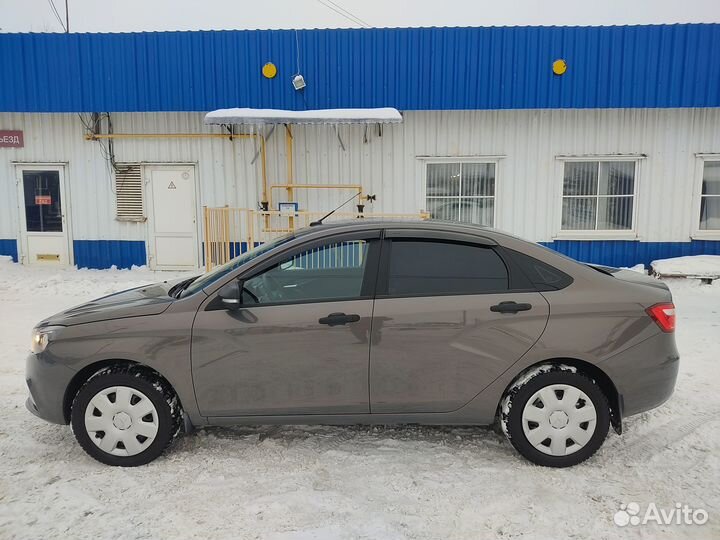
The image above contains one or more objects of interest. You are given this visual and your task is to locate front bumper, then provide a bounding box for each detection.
[600,331,680,418]
[25,352,76,425]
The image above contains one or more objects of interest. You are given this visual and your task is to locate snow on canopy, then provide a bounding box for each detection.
[204,107,402,125]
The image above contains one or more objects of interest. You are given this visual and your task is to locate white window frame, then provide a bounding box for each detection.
[419,156,502,227]
[692,154,720,239]
[554,155,642,240]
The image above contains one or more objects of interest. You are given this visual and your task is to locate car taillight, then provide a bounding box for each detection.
[646,302,676,333]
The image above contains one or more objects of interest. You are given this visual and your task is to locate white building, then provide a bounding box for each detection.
[1,25,719,269]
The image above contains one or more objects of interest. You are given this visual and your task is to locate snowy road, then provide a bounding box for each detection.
[0,258,718,539]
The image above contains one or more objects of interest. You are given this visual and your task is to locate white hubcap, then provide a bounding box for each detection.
[112,411,133,430]
[521,384,597,456]
[84,386,159,457]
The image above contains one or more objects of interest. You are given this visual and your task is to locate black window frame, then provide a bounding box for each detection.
[22,170,64,233]
[375,236,529,299]
[499,247,574,292]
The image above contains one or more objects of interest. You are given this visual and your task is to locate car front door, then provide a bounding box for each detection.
[191,231,380,417]
[369,233,550,414]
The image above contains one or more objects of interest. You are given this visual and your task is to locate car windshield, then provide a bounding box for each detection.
[180,233,297,297]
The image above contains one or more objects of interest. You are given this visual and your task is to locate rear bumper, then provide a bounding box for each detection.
[25,352,75,425]
[600,331,679,418]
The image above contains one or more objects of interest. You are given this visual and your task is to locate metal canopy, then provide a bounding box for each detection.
[204,107,402,125]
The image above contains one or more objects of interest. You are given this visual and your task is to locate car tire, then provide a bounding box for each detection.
[70,365,181,466]
[502,368,610,467]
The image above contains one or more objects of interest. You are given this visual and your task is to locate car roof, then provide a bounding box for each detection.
[293,218,530,246]
[296,218,495,236]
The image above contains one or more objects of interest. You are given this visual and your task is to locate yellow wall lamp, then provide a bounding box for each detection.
[262,62,278,79]
[553,59,568,76]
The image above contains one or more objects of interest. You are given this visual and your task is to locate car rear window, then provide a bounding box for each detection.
[387,239,509,296]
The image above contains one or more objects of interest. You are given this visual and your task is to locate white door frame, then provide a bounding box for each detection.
[15,163,73,266]
[144,163,200,270]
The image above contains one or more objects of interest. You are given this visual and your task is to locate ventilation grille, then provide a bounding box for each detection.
[115,164,144,221]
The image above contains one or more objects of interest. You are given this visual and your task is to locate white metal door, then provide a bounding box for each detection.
[146,165,198,270]
[16,165,71,266]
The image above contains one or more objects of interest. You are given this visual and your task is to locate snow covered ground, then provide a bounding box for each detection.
[0,258,718,539]
[651,255,720,278]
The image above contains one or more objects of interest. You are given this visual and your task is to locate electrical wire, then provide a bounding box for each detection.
[79,113,119,194]
[294,30,310,109]
[46,0,63,28]
[46,0,67,32]
[323,0,371,27]
[315,0,370,28]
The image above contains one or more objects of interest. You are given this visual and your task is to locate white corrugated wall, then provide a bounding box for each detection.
[1,108,719,248]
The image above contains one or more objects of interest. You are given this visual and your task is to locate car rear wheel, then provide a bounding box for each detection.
[70,366,181,466]
[502,368,610,467]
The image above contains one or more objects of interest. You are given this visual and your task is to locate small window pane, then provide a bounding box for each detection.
[597,196,633,230]
[243,240,369,304]
[462,163,495,196]
[459,198,494,226]
[388,240,508,296]
[426,163,460,197]
[562,197,597,230]
[22,171,63,233]
[600,161,635,195]
[702,161,720,195]
[563,162,598,196]
[506,249,574,291]
[426,198,460,221]
[700,197,720,230]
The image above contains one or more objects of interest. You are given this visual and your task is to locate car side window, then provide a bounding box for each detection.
[242,239,370,305]
[387,239,509,296]
[504,249,574,291]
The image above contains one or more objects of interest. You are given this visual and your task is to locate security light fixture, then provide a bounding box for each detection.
[292,74,306,91]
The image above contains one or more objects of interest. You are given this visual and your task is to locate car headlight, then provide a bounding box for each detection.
[31,326,64,354]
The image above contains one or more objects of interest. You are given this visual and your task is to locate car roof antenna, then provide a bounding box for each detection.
[310,192,363,226]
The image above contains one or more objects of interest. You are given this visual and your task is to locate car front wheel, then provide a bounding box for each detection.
[70,366,181,466]
[502,368,610,467]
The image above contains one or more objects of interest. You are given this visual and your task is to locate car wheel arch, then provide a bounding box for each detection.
[62,359,184,426]
[498,358,622,435]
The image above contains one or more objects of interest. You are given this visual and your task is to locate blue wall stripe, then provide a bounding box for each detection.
[73,240,146,270]
[542,240,720,268]
[0,239,18,262]
[1,24,719,113]
[3,238,719,271]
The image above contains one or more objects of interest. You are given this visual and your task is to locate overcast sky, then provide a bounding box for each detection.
[1,0,719,33]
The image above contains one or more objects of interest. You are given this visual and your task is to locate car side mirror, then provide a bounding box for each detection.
[217,280,241,310]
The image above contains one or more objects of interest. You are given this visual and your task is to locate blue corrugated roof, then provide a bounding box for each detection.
[1,24,719,113]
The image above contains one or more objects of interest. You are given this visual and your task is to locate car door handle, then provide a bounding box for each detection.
[490,301,533,314]
[318,312,361,326]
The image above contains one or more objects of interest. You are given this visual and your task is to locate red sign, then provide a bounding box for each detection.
[0,130,23,148]
[35,195,51,205]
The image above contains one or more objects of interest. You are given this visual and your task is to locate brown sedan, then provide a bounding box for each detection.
[26,220,679,467]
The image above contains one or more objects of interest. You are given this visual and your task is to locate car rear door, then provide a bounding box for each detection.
[369,231,549,414]
[191,231,380,417]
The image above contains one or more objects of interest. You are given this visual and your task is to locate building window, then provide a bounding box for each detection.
[561,161,636,231]
[425,162,495,226]
[699,161,720,231]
